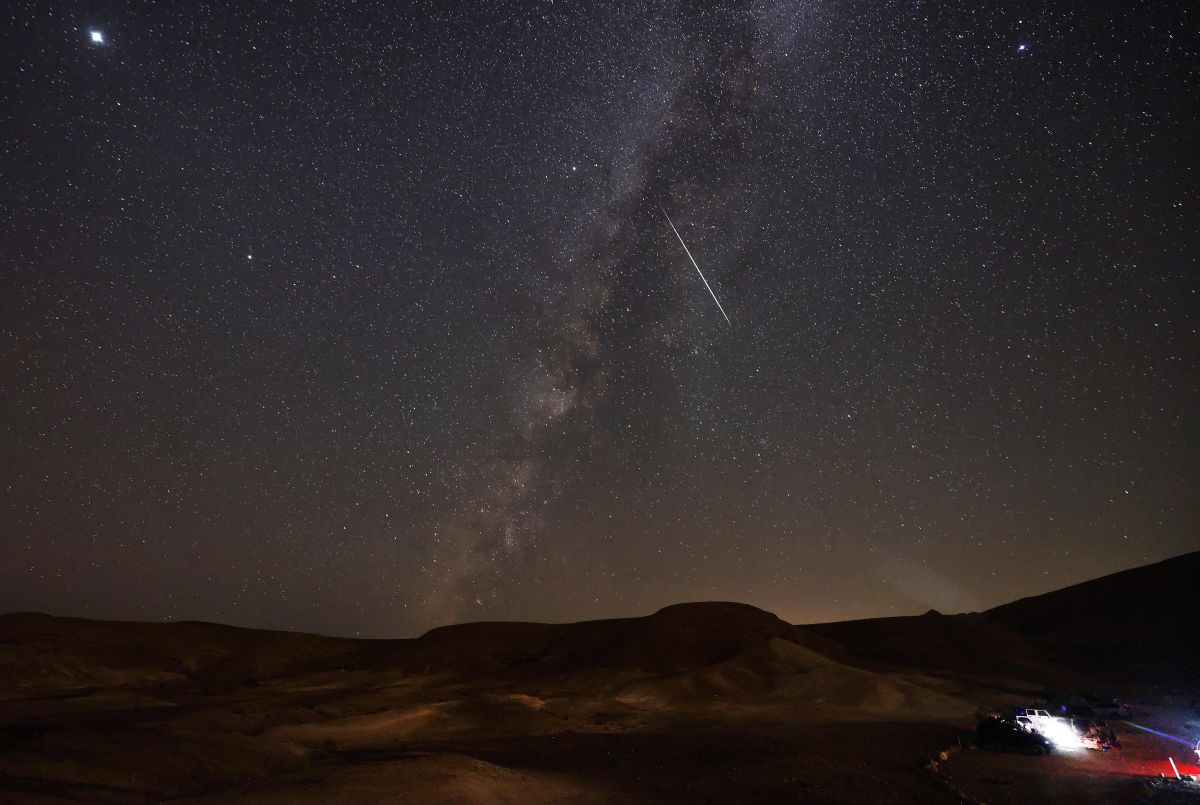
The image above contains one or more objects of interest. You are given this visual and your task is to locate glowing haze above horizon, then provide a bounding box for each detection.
[2,1,1196,637]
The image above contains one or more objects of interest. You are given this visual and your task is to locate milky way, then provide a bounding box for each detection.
[2,1,1196,636]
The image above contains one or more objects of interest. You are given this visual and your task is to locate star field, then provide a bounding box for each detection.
[1,0,1196,636]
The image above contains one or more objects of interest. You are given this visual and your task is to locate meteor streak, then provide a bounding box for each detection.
[662,208,731,324]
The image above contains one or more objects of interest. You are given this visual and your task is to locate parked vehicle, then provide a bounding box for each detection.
[1009,707,1081,747]
[977,717,1054,755]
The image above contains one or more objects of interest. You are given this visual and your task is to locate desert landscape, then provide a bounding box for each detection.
[6,2,1196,802]
[2,551,1196,803]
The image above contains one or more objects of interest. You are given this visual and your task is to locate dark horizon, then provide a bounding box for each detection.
[4,549,1194,641]
[3,1,1197,639]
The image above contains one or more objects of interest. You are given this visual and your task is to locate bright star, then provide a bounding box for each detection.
[1017,43,1027,52]
[89,30,104,44]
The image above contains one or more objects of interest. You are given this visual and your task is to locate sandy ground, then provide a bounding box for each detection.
[0,672,970,803]
[5,667,1195,803]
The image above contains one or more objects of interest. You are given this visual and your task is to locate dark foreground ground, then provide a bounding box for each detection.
[2,670,1197,804]
[0,670,962,803]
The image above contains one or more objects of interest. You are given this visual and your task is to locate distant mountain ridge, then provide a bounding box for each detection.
[2,551,1195,697]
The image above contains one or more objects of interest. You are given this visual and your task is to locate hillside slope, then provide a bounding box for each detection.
[810,551,1198,692]
[0,612,368,690]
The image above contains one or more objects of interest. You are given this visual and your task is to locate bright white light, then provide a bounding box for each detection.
[1039,718,1082,750]
[89,30,104,44]
[1017,43,1027,52]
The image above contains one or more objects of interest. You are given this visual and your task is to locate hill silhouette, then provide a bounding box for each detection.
[809,551,1198,692]
[3,552,1195,699]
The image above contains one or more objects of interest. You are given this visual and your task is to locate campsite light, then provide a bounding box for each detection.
[1040,718,1082,750]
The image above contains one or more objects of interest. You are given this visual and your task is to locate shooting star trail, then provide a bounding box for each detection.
[662,207,731,325]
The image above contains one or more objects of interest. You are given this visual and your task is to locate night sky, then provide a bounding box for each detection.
[2,1,1196,638]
